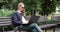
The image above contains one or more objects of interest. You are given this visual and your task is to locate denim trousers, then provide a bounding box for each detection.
[18,23,42,32]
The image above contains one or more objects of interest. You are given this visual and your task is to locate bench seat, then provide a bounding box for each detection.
[40,24,57,29]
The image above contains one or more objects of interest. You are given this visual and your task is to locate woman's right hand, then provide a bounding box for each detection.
[22,21,29,24]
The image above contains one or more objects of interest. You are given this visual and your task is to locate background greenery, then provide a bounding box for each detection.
[0,0,60,16]
[0,9,15,17]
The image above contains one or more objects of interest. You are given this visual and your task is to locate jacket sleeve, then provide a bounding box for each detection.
[12,13,22,25]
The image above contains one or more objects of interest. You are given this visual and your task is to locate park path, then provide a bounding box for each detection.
[0,30,28,32]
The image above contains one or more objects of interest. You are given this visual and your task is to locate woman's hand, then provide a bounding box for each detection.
[22,20,29,24]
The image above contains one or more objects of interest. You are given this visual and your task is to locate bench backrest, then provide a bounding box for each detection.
[51,16,60,21]
[51,16,60,24]
[0,17,12,26]
[38,16,48,22]
[0,16,48,26]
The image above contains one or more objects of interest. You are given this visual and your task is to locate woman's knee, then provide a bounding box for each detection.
[31,23,38,27]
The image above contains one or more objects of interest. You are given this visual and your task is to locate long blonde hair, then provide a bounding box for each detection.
[18,2,26,15]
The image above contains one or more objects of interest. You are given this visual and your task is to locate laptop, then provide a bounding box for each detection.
[28,16,40,24]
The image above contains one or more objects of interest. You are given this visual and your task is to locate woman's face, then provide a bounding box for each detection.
[18,5,25,12]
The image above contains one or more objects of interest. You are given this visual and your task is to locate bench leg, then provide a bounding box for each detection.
[15,27,19,32]
[18,29,22,32]
[2,27,4,32]
[15,27,17,32]
[53,28,55,32]
[45,29,47,32]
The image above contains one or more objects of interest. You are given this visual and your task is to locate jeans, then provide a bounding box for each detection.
[18,23,42,32]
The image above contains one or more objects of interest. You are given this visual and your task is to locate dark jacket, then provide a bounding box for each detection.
[12,11,24,26]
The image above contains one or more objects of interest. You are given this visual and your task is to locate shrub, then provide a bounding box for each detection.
[0,9,15,17]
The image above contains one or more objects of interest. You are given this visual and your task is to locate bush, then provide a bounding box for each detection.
[38,20,60,25]
[0,26,15,31]
[0,9,15,17]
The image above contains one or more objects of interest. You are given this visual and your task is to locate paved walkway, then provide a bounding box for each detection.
[0,30,28,32]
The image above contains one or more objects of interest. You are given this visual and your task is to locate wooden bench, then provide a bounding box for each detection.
[51,16,60,24]
[0,17,12,32]
[0,16,58,32]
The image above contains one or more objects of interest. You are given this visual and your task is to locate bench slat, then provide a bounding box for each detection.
[0,19,11,20]
[0,17,11,19]
[0,23,12,26]
[0,20,11,22]
[0,17,12,26]
[40,24,57,29]
[0,21,11,24]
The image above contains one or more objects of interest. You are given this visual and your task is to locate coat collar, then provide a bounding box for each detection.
[17,10,22,13]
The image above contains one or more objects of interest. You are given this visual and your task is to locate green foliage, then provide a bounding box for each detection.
[0,0,60,16]
[1,0,58,16]
[0,0,5,3]
[38,20,60,25]
[0,9,15,17]
[39,0,56,16]
[1,0,42,15]
[0,25,14,31]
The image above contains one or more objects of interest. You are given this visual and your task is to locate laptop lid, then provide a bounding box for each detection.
[29,16,40,23]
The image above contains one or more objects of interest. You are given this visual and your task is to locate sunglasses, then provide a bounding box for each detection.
[19,6,25,8]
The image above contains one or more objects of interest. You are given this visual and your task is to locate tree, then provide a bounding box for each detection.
[39,0,56,16]
[0,0,57,16]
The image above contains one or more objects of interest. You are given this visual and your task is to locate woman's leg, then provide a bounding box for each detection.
[28,23,42,32]
[18,23,42,32]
